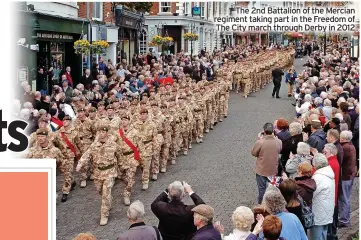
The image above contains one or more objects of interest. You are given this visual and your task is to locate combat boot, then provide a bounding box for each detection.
[196,138,200,143]
[142,183,149,190]
[188,143,192,149]
[89,174,95,180]
[171,159,176,165]
[160,167,166,173]
[61,194,68,202]
[183,150,188,156]
[70,182,76,191]
[124,197,130,206]
[199,138,203,143]
[100,217,108,226]
[80,180,87,188]
[151,174,158,181]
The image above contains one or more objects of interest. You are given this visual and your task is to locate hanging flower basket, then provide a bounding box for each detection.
[183,33,199,41]
[74,40,91,55]
[162,36,174,46]
[152,35,163,45]
[91,40,110,55]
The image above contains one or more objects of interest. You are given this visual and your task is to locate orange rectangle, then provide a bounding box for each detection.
[0,172,48,240]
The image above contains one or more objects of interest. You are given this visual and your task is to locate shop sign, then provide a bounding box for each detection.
[119,16,138,29]
[18,66,28,83]
[37,32,74,40]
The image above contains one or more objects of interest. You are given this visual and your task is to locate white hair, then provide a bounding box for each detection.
[23,102,33,109]
[20,109,31,120]
[337,97,346,106]
[335,113,344,121]
[297,142,311,155]
[169,181,184,200]
[340,130,353,142]
[304,94,312,102]
[324,99,332,107]
[324,143,338,155]
[320,91,328,99]
[289,122,303,136]
[127,200,145,221]
[232,206,254,231]
[343,81,352,89]
[314,97,323,105]
[313,153,329,170]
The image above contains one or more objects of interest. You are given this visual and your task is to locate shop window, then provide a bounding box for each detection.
[92,2,103,20]
[160,2,171,13]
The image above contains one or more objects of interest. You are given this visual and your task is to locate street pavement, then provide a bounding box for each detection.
[56,58,359,240]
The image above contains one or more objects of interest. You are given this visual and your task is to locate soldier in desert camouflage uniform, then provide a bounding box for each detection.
[29,118,56,147]
[97,101,107,120]
[159,103,173,172]
[74,108,96,185]
[193,89,205,143]
[101,105,122,135]
[131,108,157,190]
[76,124,122,226]
[56,115,82,194]
[26,128,76,202]
[168,96,180,164]
[117,115,144,206]
[150,102,165,181]
[178,95,192,155]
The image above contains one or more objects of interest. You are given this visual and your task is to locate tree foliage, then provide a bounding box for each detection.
[112,2,153,13]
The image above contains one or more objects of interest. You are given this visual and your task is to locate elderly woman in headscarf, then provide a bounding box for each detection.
[259,185,307,240]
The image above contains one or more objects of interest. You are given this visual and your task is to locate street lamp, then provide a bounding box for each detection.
[188,22,196,59]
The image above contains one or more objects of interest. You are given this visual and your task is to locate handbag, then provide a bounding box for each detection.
[297,195,315,228]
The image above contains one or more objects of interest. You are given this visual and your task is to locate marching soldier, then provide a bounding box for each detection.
[159,103,173,172]
[57,115,82,192]
[150,102,165,181]
[26,128,76,202]
[76,124,122,226]
[74,108,96,184]
[131,107,157,190]
[118,114,144,206]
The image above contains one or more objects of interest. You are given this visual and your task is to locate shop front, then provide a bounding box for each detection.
[17,10,88,92]
[115,8,143,64]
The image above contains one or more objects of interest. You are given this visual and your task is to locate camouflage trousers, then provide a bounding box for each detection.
[181,126,190,151]
[151,134,164,174]
[188,120,194,143]
[139,155,151,184]
[193,118,204,139]
[94,177,115,218]
[242,78,251,98]
[79,143,93,181]
[225,92,229,116]
[213,102,219,124]
[218,96,226,120]
[118,157,138,198]
[58,158,74,194]
[170,124,181,159]
[205,107,213,131]
[160,141,171,169]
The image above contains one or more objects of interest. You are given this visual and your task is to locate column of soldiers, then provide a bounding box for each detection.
[231,47,295,98]
[25,64,232,226]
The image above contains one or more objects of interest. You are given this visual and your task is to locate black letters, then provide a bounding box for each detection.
[0,110,7,151]
[8,121,28,152]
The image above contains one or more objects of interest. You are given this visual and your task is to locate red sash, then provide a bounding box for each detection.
[119,129,140,161]
[60,132,78,160]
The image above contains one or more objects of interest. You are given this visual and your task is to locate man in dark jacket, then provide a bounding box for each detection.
[79,69,93,90]
[307,120,327,153]
[191,204,221,240]
[151,181,205,240]
[339,131,357,227]
[271,67,284,98]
